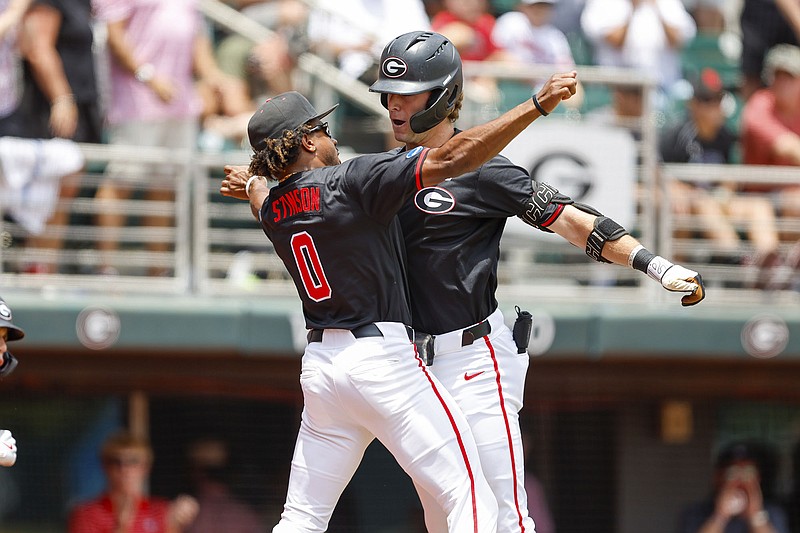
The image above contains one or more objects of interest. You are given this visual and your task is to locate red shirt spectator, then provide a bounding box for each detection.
[432,0,503,61]
[742,89,800,166]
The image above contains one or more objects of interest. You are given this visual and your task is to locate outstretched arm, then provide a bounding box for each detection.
[420,71,578,187]
[520,181,705,306]
[548,205,705,306]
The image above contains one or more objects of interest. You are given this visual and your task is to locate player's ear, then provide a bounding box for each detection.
[300,133,317,153]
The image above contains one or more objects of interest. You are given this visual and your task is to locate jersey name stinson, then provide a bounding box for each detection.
[272,186,322,223]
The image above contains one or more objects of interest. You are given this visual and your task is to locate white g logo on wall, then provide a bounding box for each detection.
[741,314,789,359]
[529,311,555,356]
[382,57,407,78]
[77,306,121,350]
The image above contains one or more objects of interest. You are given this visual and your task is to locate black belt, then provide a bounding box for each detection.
[461,320,491,346]
[307,324,413,343]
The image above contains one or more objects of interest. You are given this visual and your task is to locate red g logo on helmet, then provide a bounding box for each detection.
[382,57,407,78]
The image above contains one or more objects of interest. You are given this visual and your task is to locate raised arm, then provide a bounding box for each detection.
[419,71,577,187]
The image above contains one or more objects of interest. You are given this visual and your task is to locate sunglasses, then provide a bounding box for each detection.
[307,122,331,138]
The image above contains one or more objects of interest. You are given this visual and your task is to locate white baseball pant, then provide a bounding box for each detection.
[415,309,535,533]
[272,321,498,533]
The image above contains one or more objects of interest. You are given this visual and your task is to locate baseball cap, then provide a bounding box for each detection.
[691,67,725,101]
[247,92,338,152]
[763,44,800,82]
[0,296,24,341]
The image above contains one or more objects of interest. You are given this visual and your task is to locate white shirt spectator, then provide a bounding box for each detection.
[307,0,431,80]
[492,10,575,68]
[581,0,696,93]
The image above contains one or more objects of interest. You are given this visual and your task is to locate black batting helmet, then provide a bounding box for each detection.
[0,296,24,341]
[369,31,463,133]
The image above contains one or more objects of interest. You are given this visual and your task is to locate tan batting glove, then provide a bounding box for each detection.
[0,429,17,466]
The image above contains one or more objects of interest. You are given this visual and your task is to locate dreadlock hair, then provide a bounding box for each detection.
[249,123,315,182]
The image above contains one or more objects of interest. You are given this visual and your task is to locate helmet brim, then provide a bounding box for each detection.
[369,78,441,96]
[0,320,24,341]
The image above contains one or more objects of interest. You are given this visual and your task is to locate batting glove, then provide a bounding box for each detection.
[647,256,706,306]
[0,429,17,467]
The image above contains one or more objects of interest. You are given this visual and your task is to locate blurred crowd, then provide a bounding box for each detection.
[0,0,798,287]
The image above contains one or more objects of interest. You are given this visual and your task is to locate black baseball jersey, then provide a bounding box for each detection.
[397,148,534,335]
[259,147,430,330]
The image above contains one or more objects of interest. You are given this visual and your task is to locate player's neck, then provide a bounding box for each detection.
[404,121,455,150]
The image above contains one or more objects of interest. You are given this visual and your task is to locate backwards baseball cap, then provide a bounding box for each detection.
[764,44,800,83]
[691,67,725,101]
[247,91,338,152]
[0,296,24,341]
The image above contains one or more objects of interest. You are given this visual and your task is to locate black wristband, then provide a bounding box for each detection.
[632,248,656,273]
[532,94,549,116]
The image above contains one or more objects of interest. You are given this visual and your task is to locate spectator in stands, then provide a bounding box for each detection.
[740,43,800,288]
[580,0,697,106]
[306,0,430,152]
[0,0,30,137]
[0,0,85,258]
[184,437,262,533]
[586,84,645,136]
[492,0,584,108]
[660,67,783,289]
[217,0,306,99]
[433,0,513,106]
[682,0,726,33]
[307,0,430,84]
[676,439,790,533]
[432,0,508,62]
[741,45,800,215]
[739,0,800,102]
[68,430,199,533]
[92,0,243,276]
[548,0,586,37]
[200,0,309,151]
[741,44,800,170]
[493,0,574,68]
[9,0,101,274]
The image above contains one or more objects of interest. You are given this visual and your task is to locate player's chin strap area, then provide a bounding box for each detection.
[0,352,18,377]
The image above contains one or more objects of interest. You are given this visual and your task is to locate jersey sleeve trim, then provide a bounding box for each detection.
[414,147,431,191]
[539,203,565,228]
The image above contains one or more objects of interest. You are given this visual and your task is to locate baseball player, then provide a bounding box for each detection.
[0,294,25,467]
[368,30,706,533]
[220,74,576,532]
